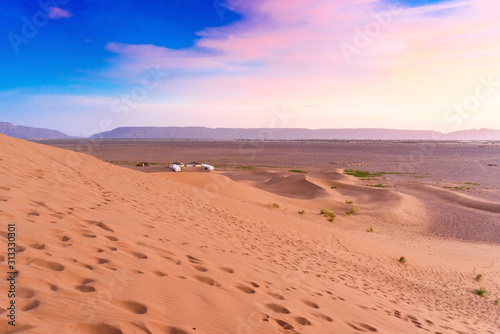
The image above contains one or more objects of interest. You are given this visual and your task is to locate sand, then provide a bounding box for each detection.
[1,134,499,333]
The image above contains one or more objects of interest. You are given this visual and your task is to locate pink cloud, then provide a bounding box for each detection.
[48,6,72,19]
[103,0,500,130]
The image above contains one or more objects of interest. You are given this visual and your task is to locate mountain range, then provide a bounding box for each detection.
[90,126,500,141]
[0,122,73,139]
[1,122,499,140]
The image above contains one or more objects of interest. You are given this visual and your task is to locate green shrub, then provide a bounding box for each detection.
[345,207,360,216]
[346,200,353,204]
[474,288,488,297]
[298,210,305,215]
[344,170,382,178]
[320,209,336,221]
[399,256,407,264]
[475,274,483,282]
[272,203,280,208]
[289,169,307,173]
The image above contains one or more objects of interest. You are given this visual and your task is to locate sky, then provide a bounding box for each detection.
[1,0,499,136]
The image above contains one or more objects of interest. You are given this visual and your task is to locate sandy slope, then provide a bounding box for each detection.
[1,133,499,334]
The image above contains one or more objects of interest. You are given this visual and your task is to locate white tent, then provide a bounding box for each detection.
[170,164,181,172]
[202,164,214,171]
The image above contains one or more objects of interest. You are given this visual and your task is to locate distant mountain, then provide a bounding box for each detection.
[443,129,500,141]
[90,126,500,140]
[0,122,73,139]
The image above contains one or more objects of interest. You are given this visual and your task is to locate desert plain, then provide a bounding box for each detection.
[1,136,500,333]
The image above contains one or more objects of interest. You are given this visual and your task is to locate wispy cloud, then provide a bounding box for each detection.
[99,0,499,130]
[48,7,72,20]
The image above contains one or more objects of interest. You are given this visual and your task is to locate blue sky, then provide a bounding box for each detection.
[1,1,240,91]
[1,0,499,136]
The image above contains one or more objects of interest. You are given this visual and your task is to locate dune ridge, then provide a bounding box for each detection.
[0,133,499,333]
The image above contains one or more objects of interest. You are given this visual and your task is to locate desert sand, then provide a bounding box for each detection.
[1,134,500,333]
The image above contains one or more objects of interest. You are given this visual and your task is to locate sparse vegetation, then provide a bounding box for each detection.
[494,299,499,305]
[474,288,488,297]
[271,203,280,208]
[236,166,257,170]
[464,182,480,185]
[398,256,407,264]
[298,210,305,215]
[330,186,337,189]
[289,169,307,173]
[475,274,483,282]
[344,169,414,178]
[445,186,471,191]
[106,160,160,166]
[345,207,360,216]
[344,169,382,178]
[345,200,353,204]
[320,209,336,222]
[368,184,392,188]
[366,226,377,233]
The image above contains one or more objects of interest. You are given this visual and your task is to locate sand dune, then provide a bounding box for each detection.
[0,133,499,333]
[406,183,500,214]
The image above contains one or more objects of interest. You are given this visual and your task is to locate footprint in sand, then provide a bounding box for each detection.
[31,259,64,271]
[346,321,378,332]
[187,255,203,264]
[236,285,256,294]
[30,243,46,250]
[302,300,319,309]
[154,271,168,277]
[266,303,290,314]
[295,316,312,326]
[220,266,234,273]
[193,275,219,286]
[88,220,114,232]
[116,300,148,314]
[106,235,119,241]
[96,258,110,264]
[76,285,96,293]
[131,251,148,259]
[167,327,189,334]
[193,265,208,272]
[275,319,294,330]
[18,287,36,299]
[313,313,333,322]
[22,300,40,312]
[268,292,285,300]
[61,235,71,242]
[76,323,123,334]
